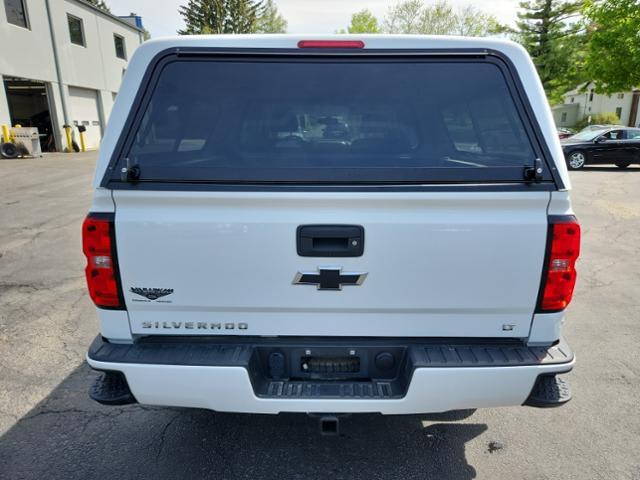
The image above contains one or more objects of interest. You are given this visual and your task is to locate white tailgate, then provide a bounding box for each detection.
[114,190,550,338]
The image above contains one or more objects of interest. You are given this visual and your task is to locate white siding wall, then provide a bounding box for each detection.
[552,104,579,127]
[0,0,57,126]
[588,91,633,123]
[0,0,142,149]
[560,83,635,126]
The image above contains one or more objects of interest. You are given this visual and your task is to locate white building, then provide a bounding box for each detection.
[0,0,145,151]
[552,82,640,129]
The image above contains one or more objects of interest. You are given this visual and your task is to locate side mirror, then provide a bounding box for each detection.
[594,136,606,144]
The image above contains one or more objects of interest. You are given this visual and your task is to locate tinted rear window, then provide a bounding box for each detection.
[117,57,541,184]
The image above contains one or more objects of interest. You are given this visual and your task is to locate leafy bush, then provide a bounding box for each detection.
[574,112,621,130]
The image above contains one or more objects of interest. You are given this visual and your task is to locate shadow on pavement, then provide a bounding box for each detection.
[0,364,488,479]
[580,166,640,172]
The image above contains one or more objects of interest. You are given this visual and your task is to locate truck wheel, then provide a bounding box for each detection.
[0,142,18,159]
[567,151,586,170]
[616,162,630,169]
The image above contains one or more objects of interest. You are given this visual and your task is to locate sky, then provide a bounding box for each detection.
[108,0,522,38]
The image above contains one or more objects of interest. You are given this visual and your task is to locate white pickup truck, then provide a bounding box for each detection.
[83,35,580,429]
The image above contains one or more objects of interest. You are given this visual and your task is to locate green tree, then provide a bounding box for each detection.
[178,0,224,34]
[384,0,429,34]
[583,0,640,94]
[516,0,587,103]
[85,0,110,12]
[343,9,380,33]
[178,0,263,35]
[255,0,287,33]
[456,5,510,36]
[383,0,506,36]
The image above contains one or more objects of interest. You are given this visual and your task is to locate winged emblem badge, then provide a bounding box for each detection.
[130,287,174,301]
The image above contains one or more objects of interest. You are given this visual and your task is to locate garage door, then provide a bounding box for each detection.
[68,86,102,150]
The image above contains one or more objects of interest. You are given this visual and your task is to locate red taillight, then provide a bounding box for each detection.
[539,217,581,312]
[82,214,123,309]
[297,40,365,49]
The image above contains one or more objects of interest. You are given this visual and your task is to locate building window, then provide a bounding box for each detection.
[589,89,594,102]
[617,93,624,99]
[570,97,574,103]
[67,14,85,46]
[561,112,567,122]
[616,107,623,119]
[114,34,126,59]
[4,0,29,28]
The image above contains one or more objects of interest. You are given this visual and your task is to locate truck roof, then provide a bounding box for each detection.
[95,34,570,190]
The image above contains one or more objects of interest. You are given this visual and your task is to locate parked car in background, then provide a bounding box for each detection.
[557,128,574,139]
[562,127,640,169]
[579,124,619,132]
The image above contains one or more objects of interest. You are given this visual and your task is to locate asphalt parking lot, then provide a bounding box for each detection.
[1,151,639,479]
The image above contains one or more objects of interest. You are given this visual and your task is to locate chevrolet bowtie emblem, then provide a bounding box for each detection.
[293,267,367,291]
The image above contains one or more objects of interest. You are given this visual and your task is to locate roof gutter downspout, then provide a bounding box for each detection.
[628,90,640,127]
[45,0,70,126]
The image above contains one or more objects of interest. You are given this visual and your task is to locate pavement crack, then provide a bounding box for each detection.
[0,283,42,293]
[156,413,182,460]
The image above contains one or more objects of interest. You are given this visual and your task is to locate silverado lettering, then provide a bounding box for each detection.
[141,322,249,330]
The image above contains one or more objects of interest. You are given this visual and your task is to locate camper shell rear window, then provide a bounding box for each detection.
[104,51,556,187]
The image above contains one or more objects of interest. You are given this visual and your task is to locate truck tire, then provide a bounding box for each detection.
[0,142,18,159]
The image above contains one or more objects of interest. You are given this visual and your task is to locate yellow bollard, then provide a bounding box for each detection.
[77,125,88,152]
[1,124,10,143]
[79,131,86,152]
[63,124,73,152]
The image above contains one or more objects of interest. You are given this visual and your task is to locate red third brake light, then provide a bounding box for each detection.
[82,213,124,309]
[539,217,581,312]
[298,40,365,49]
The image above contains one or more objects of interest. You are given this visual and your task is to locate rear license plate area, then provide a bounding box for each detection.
[254,345,406,383]
[301,356,360,374]
[291,347,368,380]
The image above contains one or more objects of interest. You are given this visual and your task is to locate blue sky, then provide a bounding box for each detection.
[109,0,521,38]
